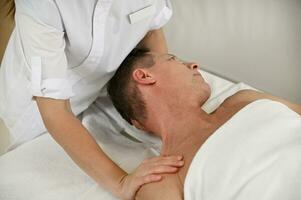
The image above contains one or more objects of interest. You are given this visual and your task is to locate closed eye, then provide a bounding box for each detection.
[168,55,177,61]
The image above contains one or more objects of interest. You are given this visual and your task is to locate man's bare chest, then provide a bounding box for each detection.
[176,98,254,184]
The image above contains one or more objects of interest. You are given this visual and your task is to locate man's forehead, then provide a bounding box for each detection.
[147,52,175,61]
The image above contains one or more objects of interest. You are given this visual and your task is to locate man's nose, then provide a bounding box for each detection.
[186,62,199,70]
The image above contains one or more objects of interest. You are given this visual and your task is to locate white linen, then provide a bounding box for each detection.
[0,130,155,200]
[185,99,301,200]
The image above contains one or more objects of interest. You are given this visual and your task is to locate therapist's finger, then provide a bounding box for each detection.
[147,165,179,175]
[152,158,185,167]
[138,162,183,177]
[142,155,183,164]
[142,155,184,167]
[137,174,162,186]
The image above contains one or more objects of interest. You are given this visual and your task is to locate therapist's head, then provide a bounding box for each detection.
[108,48,211,132]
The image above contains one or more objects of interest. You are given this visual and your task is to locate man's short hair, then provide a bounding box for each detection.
[107,48,155,125]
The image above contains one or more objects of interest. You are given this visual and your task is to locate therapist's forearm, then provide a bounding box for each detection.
[49,113,126,192]
[36,98,126,197]
[137,28,168,53]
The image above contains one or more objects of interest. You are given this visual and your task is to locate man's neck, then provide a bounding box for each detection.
[157,107,217,156]
[148,106,219,186]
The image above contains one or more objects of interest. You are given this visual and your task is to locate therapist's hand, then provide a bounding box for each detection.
[118,155,184,200]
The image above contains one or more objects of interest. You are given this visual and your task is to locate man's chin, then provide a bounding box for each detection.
[203,82,211,98]
[197,84,211,107]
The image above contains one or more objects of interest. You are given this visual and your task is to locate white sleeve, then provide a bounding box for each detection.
[149,0,173,30]
[15,1,73,99]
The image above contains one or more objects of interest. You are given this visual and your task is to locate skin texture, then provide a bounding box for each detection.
[35,29,185,200]
[130,53,301,200]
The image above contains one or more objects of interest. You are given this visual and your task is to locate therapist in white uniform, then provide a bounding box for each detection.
[0,0,185,199]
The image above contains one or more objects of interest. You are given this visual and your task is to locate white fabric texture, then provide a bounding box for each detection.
[0,71,252,200]
[185,99,301,200]
[0,0,172,150]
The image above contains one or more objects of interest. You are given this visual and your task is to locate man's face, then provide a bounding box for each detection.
[149,52,211,105]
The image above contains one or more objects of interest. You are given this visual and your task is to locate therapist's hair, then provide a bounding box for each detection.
[107,48,155,125]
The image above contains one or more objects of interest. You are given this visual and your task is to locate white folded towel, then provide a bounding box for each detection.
[185,99,301,200]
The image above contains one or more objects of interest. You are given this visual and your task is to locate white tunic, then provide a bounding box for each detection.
[0,0,172,149]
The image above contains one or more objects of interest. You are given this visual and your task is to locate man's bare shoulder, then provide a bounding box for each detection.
[219,89,260,109]
[221,89,301,115]
[135,173,183,200]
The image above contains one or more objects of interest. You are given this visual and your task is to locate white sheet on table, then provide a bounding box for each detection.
[0,70,254,200]
[0,125,157,200]
[185,99,301,200]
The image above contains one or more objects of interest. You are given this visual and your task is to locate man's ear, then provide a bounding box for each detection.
[132,68,156,85]
[131,119,147,131]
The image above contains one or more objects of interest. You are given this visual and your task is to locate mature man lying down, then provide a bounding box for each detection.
[107,48,301,200]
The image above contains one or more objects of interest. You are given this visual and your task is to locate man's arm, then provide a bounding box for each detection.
[231,90,301,115]
[135,173,183,200]
[136,28,168,54]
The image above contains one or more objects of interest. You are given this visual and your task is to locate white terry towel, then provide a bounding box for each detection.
[184,99,301,200]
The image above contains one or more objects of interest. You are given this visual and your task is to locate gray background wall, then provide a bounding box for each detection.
[164,0,301,104]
